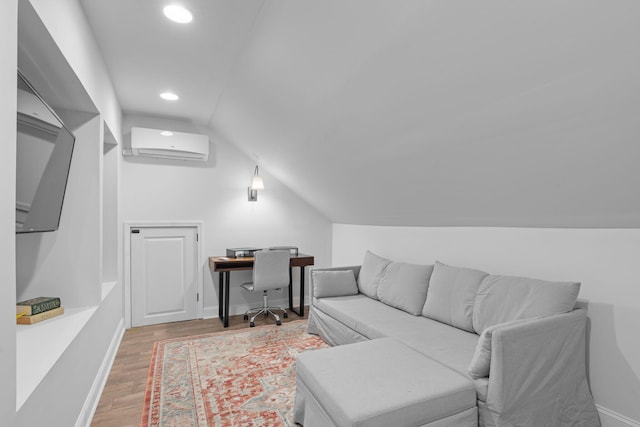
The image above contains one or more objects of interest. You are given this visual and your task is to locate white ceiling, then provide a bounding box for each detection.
[81,0,640,227]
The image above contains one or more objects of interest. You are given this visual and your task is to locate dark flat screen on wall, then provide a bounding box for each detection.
[16,71,76,233]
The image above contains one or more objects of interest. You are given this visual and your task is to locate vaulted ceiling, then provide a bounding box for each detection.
[81,0,640,227]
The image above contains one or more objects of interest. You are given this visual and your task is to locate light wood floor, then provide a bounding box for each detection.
[91,309,308,427]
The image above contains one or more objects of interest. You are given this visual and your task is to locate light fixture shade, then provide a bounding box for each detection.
[248,165,264,201]
[251,175,264,190]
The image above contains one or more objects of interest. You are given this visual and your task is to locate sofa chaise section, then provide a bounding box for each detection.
[295,337,477,427]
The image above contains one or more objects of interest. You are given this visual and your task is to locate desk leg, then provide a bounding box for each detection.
[299,266,306,317]
[218,272,224,321]
[288,267,293,311]
[290,266,306,317]
[224,271,230,328]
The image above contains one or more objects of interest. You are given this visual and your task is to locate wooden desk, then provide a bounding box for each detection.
[209,254,314,327]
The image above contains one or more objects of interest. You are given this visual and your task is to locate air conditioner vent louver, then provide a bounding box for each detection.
[127,127,209,161]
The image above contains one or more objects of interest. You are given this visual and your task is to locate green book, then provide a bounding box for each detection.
[16,297,61,316]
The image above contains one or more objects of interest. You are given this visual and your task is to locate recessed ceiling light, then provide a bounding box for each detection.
[160,92,179,101]
[160,131,173,136]
[163,5,193,24]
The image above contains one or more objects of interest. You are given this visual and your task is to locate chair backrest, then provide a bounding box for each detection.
[252,249,290,291]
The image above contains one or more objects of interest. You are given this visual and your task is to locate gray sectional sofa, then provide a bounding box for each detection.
[298,251,601,426]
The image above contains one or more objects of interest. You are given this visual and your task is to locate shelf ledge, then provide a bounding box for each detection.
[16,305,97,410]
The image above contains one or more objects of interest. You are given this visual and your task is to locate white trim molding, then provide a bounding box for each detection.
[597,405,640,427]
[77,318,125,427]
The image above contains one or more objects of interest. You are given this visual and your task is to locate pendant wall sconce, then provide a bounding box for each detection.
[248,165,264,201]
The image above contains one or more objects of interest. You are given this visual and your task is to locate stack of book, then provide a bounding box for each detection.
[16,297,64,325]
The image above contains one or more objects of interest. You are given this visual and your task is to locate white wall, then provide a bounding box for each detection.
[0,0,18,422]
[121,114,332,319]
[333,224,640,426]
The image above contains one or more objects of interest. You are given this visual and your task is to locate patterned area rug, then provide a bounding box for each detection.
[141,320,328,427]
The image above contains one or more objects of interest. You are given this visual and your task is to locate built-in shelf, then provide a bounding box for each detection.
[16,305,98,410]
[14,8,123,422]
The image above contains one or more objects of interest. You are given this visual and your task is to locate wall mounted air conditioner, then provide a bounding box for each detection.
[126,127,209,161]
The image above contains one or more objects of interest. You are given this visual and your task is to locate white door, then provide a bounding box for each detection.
[131,226,199,327]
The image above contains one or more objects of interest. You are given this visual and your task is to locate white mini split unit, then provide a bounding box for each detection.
[127,127,209,161]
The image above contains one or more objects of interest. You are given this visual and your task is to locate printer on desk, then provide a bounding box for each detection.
[268,246,298,256]
[225,246,299,258]
[226,247,260,258]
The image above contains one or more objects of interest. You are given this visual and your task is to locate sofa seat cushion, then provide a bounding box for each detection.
[314,294,410,339]
[295,337,477,427]
[383,318,479,377]
[473,274,581,334]
[314,295,479,376]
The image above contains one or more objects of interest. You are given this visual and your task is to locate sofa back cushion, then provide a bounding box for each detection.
[422,261,488,332]
[377,262,433,315]
[357,251,392,300]
[472,275,580,334]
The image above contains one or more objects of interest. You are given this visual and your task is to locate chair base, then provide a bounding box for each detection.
[244,291,288,327]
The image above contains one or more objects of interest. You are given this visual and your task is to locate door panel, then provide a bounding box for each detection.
[131,227,198,327]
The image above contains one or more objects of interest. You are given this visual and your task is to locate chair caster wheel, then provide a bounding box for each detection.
[283,312,288,319]
[276,320,282,326]
[244,314,249,321]
[250,321,255,327]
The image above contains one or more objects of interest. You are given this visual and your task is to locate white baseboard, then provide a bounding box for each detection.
[76,318,125,427]
[598,405,640,427]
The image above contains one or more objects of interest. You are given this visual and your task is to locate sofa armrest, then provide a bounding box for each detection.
[309,266,361,301]
[485,308,594,423]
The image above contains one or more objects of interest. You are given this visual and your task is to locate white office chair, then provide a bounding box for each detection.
[242,249,290,327]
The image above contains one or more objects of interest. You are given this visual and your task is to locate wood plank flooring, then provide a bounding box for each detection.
[91,309,308,427]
